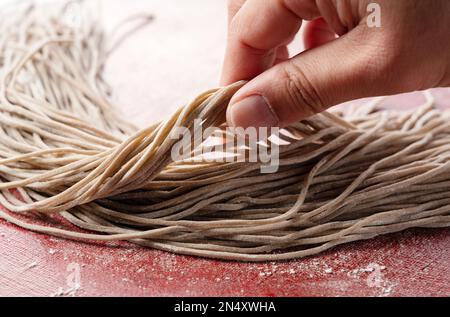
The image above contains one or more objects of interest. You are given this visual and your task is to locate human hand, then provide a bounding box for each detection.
[222,0,450,129]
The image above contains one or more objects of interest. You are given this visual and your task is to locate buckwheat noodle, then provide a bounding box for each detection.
[1,2,450,262]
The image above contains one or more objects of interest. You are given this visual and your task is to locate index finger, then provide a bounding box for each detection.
[221,0,320,85]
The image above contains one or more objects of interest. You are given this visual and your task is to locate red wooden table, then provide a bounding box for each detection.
[1,211,449,297]
[0,0,449,297]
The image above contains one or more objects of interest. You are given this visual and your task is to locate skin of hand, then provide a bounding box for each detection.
[221,0,450,130]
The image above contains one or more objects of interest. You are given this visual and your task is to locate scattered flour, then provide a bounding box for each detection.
[26,261,38,270]
[50,284,81,297]
[348,263,394,297]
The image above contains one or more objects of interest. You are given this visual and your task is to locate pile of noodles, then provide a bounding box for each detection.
[0,2,450,261]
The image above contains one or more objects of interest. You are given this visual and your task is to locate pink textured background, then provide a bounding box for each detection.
[0,0,449,297]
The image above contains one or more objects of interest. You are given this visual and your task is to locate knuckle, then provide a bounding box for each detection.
[369,43,399,78]
[374,33,432,90]
[282,63,325,117]
[342,29,404,93]
[362,37,409,91]
[368,29,404,74]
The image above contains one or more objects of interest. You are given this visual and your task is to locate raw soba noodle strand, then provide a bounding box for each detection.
[0,3,450,261]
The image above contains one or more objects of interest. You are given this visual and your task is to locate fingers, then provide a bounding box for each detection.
[275,46,291,64]
[227,25,390,129]
[304,18,337,50]
[221,0,308,85]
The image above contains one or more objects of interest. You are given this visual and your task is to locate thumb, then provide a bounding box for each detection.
[226,26,390,129]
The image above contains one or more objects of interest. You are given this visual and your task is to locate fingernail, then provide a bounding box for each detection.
[228,95,279,129]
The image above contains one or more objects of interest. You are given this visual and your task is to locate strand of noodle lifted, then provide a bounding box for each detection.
[0,3,450,261]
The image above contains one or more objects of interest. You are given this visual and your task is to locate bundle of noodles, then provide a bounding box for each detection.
[0,1,450,261]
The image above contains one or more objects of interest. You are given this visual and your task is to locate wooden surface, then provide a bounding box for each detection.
[0,0,450,297]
